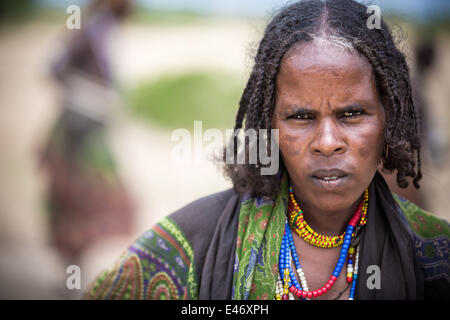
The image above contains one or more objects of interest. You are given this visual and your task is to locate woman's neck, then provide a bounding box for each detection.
[291,189,362,236]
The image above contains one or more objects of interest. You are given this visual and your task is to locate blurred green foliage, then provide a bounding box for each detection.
[0,5,214,27]
[0,0,35,24]
[127,70,245,131]
[128,8,208,25]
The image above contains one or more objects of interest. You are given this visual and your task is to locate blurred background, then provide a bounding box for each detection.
[0,0,449,299]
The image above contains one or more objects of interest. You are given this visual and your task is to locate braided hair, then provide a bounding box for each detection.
[223,0,422,198]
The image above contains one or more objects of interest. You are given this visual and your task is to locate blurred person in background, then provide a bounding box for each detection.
[40,0,135,264]
[412,33,448,168]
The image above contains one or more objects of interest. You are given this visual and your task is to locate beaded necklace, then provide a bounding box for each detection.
[275,189,368,300]
[288,187,368,248]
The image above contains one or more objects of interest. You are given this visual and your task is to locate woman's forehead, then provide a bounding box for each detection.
[276,42,381,110]
[281,42,373,77]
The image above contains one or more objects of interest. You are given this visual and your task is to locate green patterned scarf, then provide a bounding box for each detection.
[232,174,289,300]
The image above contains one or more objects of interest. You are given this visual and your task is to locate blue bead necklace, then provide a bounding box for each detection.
[276,217,362,300]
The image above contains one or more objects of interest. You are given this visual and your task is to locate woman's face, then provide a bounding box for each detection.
[272,42,386,213]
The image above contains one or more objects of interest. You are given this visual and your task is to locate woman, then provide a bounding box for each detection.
[84,0,449,300]
[40,0,134,263]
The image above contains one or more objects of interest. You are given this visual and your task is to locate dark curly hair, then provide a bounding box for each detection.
[223,0,422,198]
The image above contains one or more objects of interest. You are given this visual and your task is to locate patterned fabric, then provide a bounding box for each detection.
[84,179,449,300]
[392,194,450,282]
[231,175,289,300]
[231,177,450,300]
[84,217,197,300]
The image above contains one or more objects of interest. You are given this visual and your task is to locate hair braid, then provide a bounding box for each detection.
[223,0,423,198]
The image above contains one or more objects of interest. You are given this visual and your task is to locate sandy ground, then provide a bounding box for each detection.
[0,20,448,299]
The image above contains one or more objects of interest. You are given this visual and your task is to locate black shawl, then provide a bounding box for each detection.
[170,172,435,299]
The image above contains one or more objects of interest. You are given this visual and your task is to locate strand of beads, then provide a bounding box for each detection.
[280,222,291,300]
[346,246,355,283]
[349,246,360,300]
[278,221,298,300]
[275,225,361,300]
[276,220,310,300]
[288,187,368,248]
[359,190,369,226]
[275,274,283,300]
[286,220,309,293]
[296,224,356,298]
[277,195,366,299]
[344,190,368,283]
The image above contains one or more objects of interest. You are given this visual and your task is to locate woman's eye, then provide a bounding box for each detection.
[342,110,363,118]
[291,113,312,120]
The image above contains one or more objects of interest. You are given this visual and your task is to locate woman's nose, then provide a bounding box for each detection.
[310,119,346,157]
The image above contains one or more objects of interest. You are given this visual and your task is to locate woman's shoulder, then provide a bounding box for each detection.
[391,193,450,239]
[391,193,449,295]
[83,188,240,300]
[167,188,238,240]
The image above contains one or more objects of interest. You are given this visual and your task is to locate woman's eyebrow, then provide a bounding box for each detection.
[281,105,315,116]
[335,104,365,112]
[279,103,371,117]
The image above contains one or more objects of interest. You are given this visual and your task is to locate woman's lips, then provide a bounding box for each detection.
[311,175,349,191]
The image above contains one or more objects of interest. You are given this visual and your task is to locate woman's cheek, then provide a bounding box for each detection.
[353,130,384,172]
[278,127,305,157]
[357,144,371,160]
